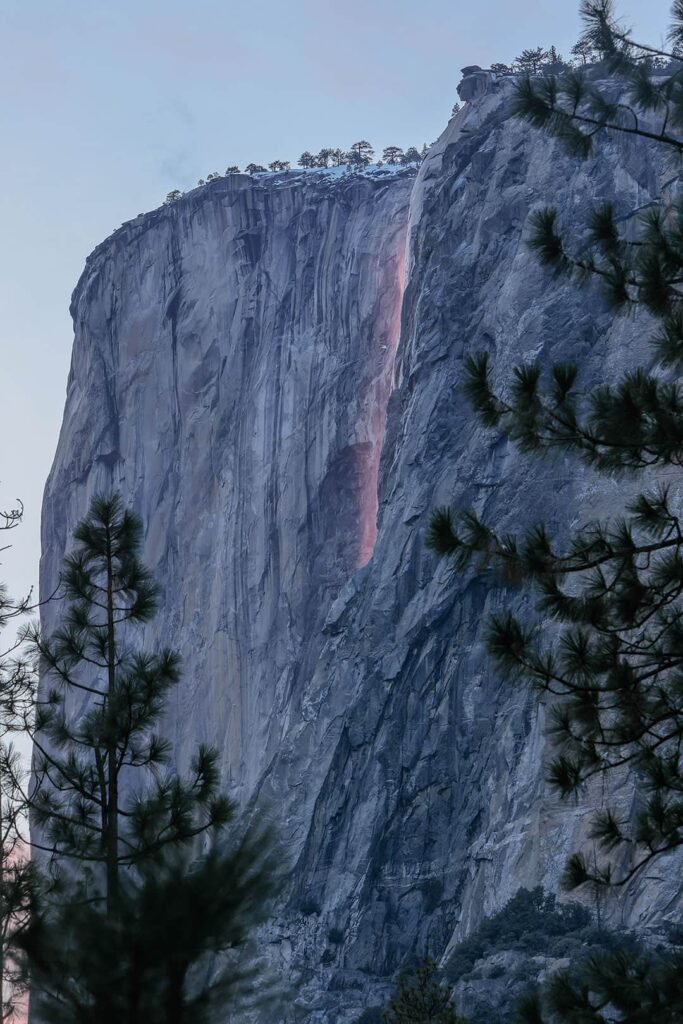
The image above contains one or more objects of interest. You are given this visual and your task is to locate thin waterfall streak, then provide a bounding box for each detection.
[356,243,408,568]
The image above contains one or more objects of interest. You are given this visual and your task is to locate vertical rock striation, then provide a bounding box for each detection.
[42,75,682,1020]
[42,169,412,802]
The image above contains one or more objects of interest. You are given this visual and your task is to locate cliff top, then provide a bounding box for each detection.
[71,161,419,315]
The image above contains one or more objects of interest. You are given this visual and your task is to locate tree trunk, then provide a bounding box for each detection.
[105,528,119,917]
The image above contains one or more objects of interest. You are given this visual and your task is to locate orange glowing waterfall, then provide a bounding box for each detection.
[356,244,407,568]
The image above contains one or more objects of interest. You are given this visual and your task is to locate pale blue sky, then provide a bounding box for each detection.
[0,0,673,601]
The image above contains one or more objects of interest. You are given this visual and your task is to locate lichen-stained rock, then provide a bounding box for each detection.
[42,76,682,1022]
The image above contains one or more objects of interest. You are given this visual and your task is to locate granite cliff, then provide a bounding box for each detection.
[41,71,682,1020]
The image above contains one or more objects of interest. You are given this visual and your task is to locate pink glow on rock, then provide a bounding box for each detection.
[356,247,407,568]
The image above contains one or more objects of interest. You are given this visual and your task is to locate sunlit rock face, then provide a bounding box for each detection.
[42,74,681,1022]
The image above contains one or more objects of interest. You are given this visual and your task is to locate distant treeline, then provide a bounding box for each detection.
[496,40,678,75]
[164,142,428,204]
[166,35,676,205]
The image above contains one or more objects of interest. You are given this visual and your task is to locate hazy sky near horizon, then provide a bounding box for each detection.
[0,0,674,603]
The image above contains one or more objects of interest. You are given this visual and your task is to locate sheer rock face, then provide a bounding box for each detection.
[42,169,411,802]
[42,77,681,1020]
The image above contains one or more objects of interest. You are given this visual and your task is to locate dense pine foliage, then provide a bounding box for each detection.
[0,499,34,1021]
[383,958,465,1024]
[429,0,683,898]
[428,1,683,1019]
[13,494,278,1023]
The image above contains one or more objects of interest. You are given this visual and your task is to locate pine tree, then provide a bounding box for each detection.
[427,2,683,1019]
[245,163,266,174]
[518,945,683,1023]
[27,495,231,913]
[402,147,422,165]
[514,47,550,75]
[268,160,290,172]
[382,146,405,165]
[570,37,596,65]
[429,0,683,899]
[349,140,374,166]
[299,151,315,168]
[314,148,334,168]
[0,745,33,1024]
[383,957,466,1024]
[546,45,565,70]
[18,493,277,1021]
[0,497,34,1022]
[18,831,278,1024]
[225,165,241,174]
[330,148,346,166]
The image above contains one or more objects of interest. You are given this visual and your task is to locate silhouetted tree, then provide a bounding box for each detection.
[245,163,266,174]
[299,151,315,168]
[402,147,422,165]
[268,160,290,172]
[19,831,279,1024]
[383,958,466,1024]
[517,945,683,1023]
[428,1,683,1019]
[430,0,683,907]
[349,140,374,165]
[0,497,34,1022]
[545,45,566,71]
[570,37,598,65]
[382,146,404,164]
[313,148,334,167]
[20,494,278,1022]
[515,47,549,74]
[28,495,231,915]
[225,165,241,174]
[164,190,183,204]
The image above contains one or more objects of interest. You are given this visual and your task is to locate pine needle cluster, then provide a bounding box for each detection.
[429,5,683,1018]
[511,1,683,159]
[8,493,279,1022]
[429,0,683,894]
[383,957,466,1024]
[0,497,35,1022]
[17,837,279,1024]
[517,946,683,1023]
[27,494,231,899]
